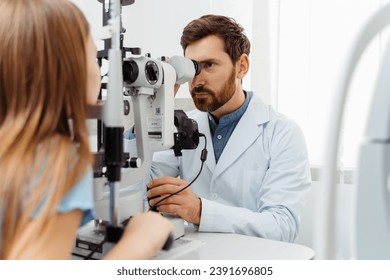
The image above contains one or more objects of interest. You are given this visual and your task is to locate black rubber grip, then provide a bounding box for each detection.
[162,233,174,250]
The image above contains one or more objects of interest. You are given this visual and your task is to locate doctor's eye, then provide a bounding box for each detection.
[201,61,216,69]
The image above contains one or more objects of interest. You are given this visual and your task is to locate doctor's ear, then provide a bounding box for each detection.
[236,54,249,79]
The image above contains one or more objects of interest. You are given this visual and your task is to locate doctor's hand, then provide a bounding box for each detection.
[147,176,201,225]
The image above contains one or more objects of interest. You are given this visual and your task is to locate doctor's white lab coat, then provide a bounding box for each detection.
[150,95,311,242]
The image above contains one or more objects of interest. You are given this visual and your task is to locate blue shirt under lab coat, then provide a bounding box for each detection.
[209,91,252,163]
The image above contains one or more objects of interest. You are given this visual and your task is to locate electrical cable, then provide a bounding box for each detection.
[149,133,208,212]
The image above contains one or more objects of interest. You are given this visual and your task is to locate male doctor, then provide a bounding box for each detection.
[144,15,311,242]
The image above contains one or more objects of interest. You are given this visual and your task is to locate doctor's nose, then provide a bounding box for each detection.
[190,70,205,88]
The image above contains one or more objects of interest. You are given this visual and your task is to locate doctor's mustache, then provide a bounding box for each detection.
[190,85,215,96]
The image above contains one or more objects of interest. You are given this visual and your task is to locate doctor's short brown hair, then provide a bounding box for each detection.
[180,14,251,63]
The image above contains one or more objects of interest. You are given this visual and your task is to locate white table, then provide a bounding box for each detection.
[155,226,315,260]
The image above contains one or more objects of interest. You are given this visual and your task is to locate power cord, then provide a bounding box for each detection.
[149,133,208,212]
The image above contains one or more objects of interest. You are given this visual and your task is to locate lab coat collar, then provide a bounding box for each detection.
[189,95,270,177]
[195,112,217,173]
[212,96,270,179]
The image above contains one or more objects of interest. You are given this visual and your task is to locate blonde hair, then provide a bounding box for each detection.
[0,0,93,258]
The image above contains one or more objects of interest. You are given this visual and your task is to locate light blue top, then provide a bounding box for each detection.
[56,168,95,226]
[30,168,95,225]
[0,168,94,256]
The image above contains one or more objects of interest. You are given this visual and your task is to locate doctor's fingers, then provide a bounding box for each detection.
[156,203,184,217]
[157,199,200,225]
[148,176,187,189]
[149,192,183,207]
[150,189,196,207]
[147,182,186,198]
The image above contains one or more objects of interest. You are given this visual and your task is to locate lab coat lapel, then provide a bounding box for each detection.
[196,112,216,173]
[212,97,270,179]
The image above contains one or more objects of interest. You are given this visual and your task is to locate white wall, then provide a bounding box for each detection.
[71,0,260,99]
[71,0,211,98]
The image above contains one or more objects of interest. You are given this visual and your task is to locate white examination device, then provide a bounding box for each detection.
[93,54,201,223]
[93,0,201,225]
[315,3,390,259]
[74,0,202,259]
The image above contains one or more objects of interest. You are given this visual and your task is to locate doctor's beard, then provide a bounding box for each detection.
[190,68,236,113]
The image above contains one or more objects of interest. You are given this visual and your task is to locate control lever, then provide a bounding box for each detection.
[106,216,174,251]
[162,233,174,250]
